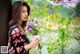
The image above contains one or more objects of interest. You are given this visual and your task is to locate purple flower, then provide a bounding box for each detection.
[27,25,33,30]
[27,25,33,32]
[29,20,32,22]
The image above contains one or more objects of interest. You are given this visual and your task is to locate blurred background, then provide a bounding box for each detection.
[12,0,80,54]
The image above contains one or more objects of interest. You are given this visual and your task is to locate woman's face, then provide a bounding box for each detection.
[20,6,28,21]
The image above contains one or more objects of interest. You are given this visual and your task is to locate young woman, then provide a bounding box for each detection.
[8,1,40,54]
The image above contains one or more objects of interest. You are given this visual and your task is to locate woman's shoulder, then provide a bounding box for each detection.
[9,25,21,35]
[9,25,18,30]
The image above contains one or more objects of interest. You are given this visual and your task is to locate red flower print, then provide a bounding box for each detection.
[8,37,10,42]
[12,34,16,39]
[9,47,14,52]
[16,47,22,53]
[11,30,15,34]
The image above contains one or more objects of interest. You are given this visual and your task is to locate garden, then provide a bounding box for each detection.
[13,0,80,54]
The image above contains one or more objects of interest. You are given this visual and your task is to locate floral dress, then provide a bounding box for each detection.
[8,25,30,54]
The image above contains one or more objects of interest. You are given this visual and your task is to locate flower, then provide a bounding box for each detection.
[27,25,33,32]
[25,18,42,49]
[25,18,39,35]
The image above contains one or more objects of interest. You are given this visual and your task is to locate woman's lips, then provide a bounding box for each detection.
[24,17,27,19]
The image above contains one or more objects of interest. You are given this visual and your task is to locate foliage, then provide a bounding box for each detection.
[24,0,80,54]
[74,2,80,17]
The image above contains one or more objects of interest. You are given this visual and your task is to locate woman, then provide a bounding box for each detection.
[8,1,40,54]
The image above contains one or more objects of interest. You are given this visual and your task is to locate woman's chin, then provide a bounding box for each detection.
[22,19,27,21]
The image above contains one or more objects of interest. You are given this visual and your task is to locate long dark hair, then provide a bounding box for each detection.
[9,1,30,28]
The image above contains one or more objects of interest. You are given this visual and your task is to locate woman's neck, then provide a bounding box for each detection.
[16,19,25,33]
[17,19,22,26]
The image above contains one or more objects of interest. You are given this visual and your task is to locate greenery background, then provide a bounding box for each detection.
[12,0,80,54]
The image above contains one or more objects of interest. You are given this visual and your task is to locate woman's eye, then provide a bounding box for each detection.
[22,11,25,13]
[22,10,27,13]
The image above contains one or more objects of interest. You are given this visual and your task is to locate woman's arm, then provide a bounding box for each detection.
[8,27,40,53]
[8,28,29,53]
[24,36,40,50]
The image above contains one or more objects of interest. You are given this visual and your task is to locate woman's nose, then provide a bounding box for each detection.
[25,12,28,16]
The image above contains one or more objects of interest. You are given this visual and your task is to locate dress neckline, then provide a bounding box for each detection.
[14,24,26,35]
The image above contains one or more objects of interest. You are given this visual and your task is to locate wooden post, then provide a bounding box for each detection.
[0,0,11,46]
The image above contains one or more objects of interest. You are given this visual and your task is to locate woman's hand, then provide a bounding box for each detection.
[29,37,40,48]
[24,35,40,51]
[32,35,40,41]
